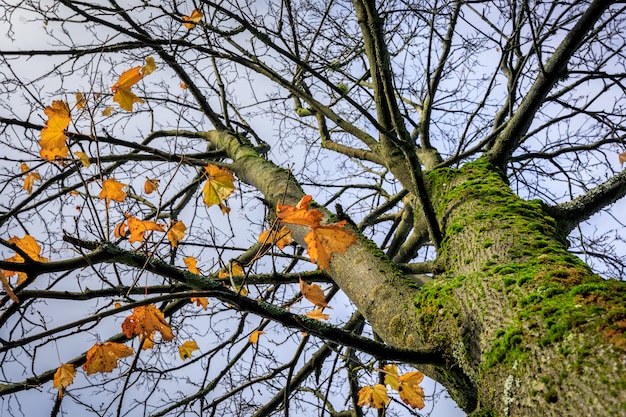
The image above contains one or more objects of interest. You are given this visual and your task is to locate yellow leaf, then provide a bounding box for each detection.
[299,278,330,309]
[276,195,323,228]
[217,261,244,279]
[143,178,159,194]
[397,371,426,409]
[113,87,144,111]
[184,256,200,274]
[0,269,19,303]
[112,66,143,93]
[357,384,390,409]
[182,9,203,29]
[99,178,127,203]
[75,92,86,110]
[190,296,208,310]
[121,304,174,342]
[141,333,155,350]
[74,151,90,167]
[249,330,265,345]
[202,164,235,209]
[258,226,292,249]
[126,217,165,244]
[53,363,76,397]
[303,220,357,270]
[4,235,48,284]
[82,342,134,375]
[305,308,329,320]
[39,100,71,161]
[179,340,199,360]
[383,364,400,390]
[167,220,186,247]
[21,163,41,194]
[102,106,115,116]
[141,56,157,76]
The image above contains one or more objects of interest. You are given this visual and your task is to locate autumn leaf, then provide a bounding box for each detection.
[396,371,426,409]
[217,261,244,279]
[167,220,186,247]
[74,151,90,167]
[179,340,199,360]
[184,256,200,274]
[202,164,235,209]
[102,106,114,116]
[4,234,48,284]
[141,56,157,76]
[276,195,323,228]
[141,333,155,351]
[21,163,41,194]
[357,384,390,409]
[305,308,329,321]
[112,66,143,93]
[122,304,174,342]
[53,363,76,397]
[126,217,165,244]
[299,278,330,309]
[111,58,156,111]
[75,92,87,110]
[114,221,128,239]
[258,225,292,249]
[39,100,71,161]
[180,82,187,89]
[113,87,144,111]
[619,152,626,166]
[0,269,19,303]
[190,296,208,310]
[99,178,127,204]
[144,178,159,194]
[249,330,265,345]
[182,9,203,29]
[383,364,400,390]
[82,342,134,375]
[304,221,357,270]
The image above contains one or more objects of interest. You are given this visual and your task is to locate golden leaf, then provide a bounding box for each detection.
[397,371,426,409]
[182,9,203,29]
[21,163,41,194]
[99,178,127,203]
[217,261,244,279]
[121,304,174,342]
[102,106,115,116]
[383,364,400,390]
[276,195,323,228]
[141,56,157,76]
[141,333,155,351]
[113,87,144,112]
[39,100,71,161]
[74,151,90,167]
[126,217,165,244]
[305,308,329,321]
[357,384,390,409]
[0,269,19,303]
[53,363,76,397]
[4,235,48,284]
[258,225,292,249]
[114,221,128,239]
[303,221,357,270]
[184,256,200,274]
[299,278,330,309]
[180,82,187,89]
[143,178,159,194]
[82,342,134,375]
[202,164,235,209]
[190,296,208,310]
[75,92,86,110]
[167,220,186,247]
[111,66,143,93]
[179,340,199,360]
[620,152,626,166]
[249,330,265,345]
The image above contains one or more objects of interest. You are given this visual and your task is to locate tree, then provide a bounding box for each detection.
[0,0,625,416]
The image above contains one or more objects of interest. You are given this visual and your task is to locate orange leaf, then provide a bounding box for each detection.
[144,178,160,194]
[184,256,200,274]
[258,225,292,249]
[102,106,115,116]
[619,152,626,166]
[217,261,244,279]
[53,363,76,397]
[111,66,143,93]
[99,178,127,203]
[75,92,87,110]
[4,234,48,283]
[303,221,357,270]
[82,342,134,375]
[276,195,323,228]
[0,269,19,303]
[167,220,186,247]
[299,278,330,309]
[180,82,187,89]
[39,100,71,161]
[126,217,165,244]
[182,9,203,29]
[305,308,329,321]
[202,164,235,209]
[114,221,128,239]
[179,340,199,360]
[113,87,144,111]
[357,384,390,409]
[397,371,426,409]
[121,304,174,342]
[249,330,265,345]
[21,163,41,194]
[190,296,208,310]
[141,333,155,351]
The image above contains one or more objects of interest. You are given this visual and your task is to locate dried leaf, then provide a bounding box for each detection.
[75,92,87,110]
[179,340,199,360]
[82,342,134,375]
[112,66,143,93]
[141,333,155,351]
[303,221,357,270]
[21,163,41,194]
[397,371,426,409]
[121,304,174,342]
[249,330,265,345]
[217,262,244,279]
[0,269,19,303]
[143,178,159,194]
[276,195,323,228]
[113,87,144,111]
[620,152,626,166]
[190,296,208,310]
[141,56,157,76]
[102,106,115,116]
[111,58,155,111]
[305,308,329,321]
[202,164,235,209]
[126,217,165,244]
[99,178,127,203]
[184,256,200,274]
[167,220,186,247]
[357,384,390,409]
[299,278,330,309]
[53,363,76,397]
[258,225,292,249]
[182,9,203,29]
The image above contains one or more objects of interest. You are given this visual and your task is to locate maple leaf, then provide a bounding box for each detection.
[182,9,203,29]
[39,100,71,161]
[249,330,265,345]
[82,342,134,375]
[21,163,41,194]
[304,220,357,270]
[102,106,115,116]
[202,164,235,209]
[4,235,48,284]
[305,308,329,320]
[0,269,19,303]
[144,178,159,194]
[276,195,323,227]
[190,296,208,310]
[113,87,144,111]
[167,220,186,247]
[357,384,390,409]
[112,66,143,93]
[217,261,244,279]
[141,333,155,351]
[75,92,87,110]
[383,364,400,390]
[53,363,76,397]
[99,178,127,204]
[122,304,174,342]
[114,221,128,239]
[396,371,426,409]
[126,217,165,244]
[179,340,199,360]
[184,256,200,274]
[299,278,330,309]
[620,152,626,166]
[141,56,157,76]
[258,225,292,249]
[74,151,90,167]
[111,58,156,111]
